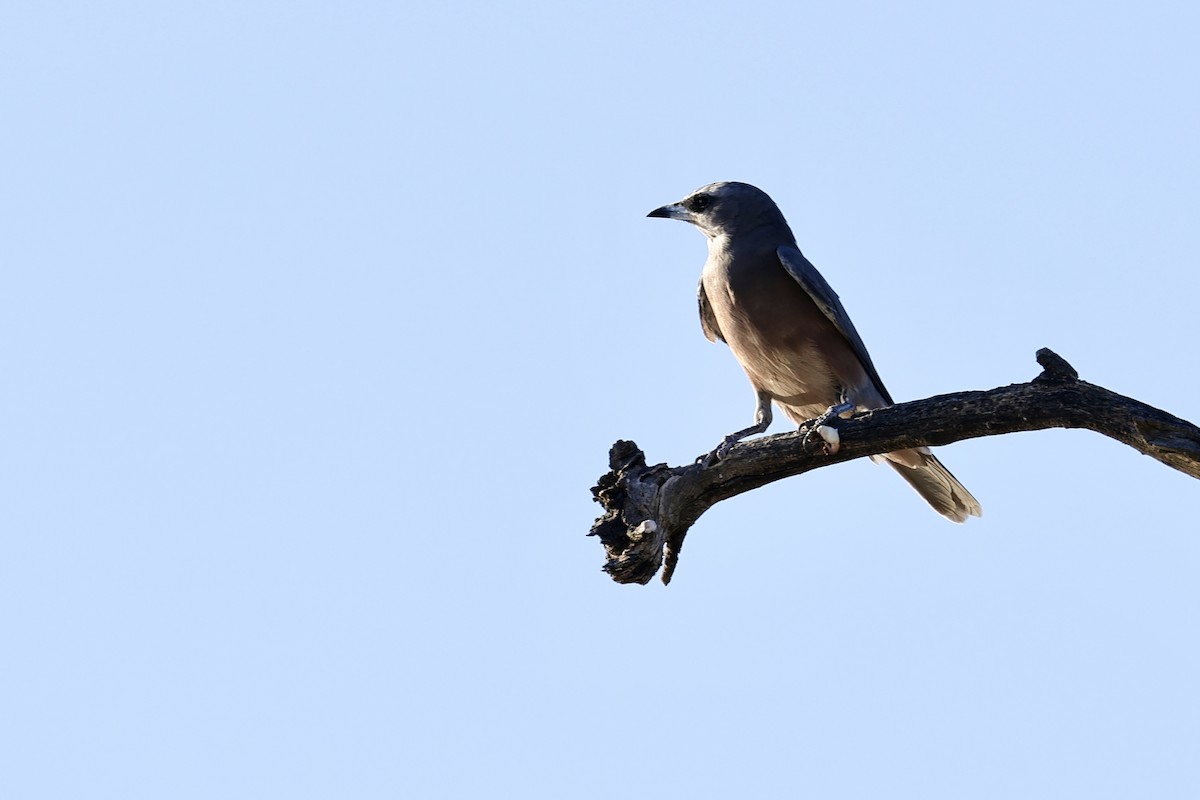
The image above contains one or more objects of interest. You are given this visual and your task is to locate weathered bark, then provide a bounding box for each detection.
[589,349,1200,585]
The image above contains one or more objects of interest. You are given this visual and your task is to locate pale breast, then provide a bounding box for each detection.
[702,255,877,422]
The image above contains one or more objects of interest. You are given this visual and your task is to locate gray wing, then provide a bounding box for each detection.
[776,244,893,404]
[698,279,725,343]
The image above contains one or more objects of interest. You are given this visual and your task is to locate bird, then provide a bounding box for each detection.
[648,181,981,523]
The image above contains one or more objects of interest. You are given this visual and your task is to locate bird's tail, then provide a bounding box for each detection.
[876,449,982,523]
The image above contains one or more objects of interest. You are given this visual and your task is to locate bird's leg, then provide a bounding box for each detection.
[801,392,857,454]
[699,390,773,467]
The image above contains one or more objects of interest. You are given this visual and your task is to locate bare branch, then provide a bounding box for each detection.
[588,349,1200,585]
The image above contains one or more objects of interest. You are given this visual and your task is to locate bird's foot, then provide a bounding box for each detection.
[696,414,773,468]
[801,401,855,453]
[697,432,744,468]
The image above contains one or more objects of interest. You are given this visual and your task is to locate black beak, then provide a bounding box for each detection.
[647,203,688,220]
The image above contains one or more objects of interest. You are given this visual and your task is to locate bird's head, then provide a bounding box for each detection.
[647,181,788,239]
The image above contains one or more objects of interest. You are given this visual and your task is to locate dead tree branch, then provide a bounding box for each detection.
[589,349,1200,585]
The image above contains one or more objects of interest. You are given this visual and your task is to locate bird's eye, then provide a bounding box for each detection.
[687,194,711,212]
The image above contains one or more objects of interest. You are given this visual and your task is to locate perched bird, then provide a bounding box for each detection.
[648,181,981,522]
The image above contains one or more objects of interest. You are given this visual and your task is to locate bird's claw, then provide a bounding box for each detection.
[697,434,741,468]
[801,401,854,453]
[800,421,841,454]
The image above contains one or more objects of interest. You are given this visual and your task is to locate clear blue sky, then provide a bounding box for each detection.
[4,2,1199,797]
